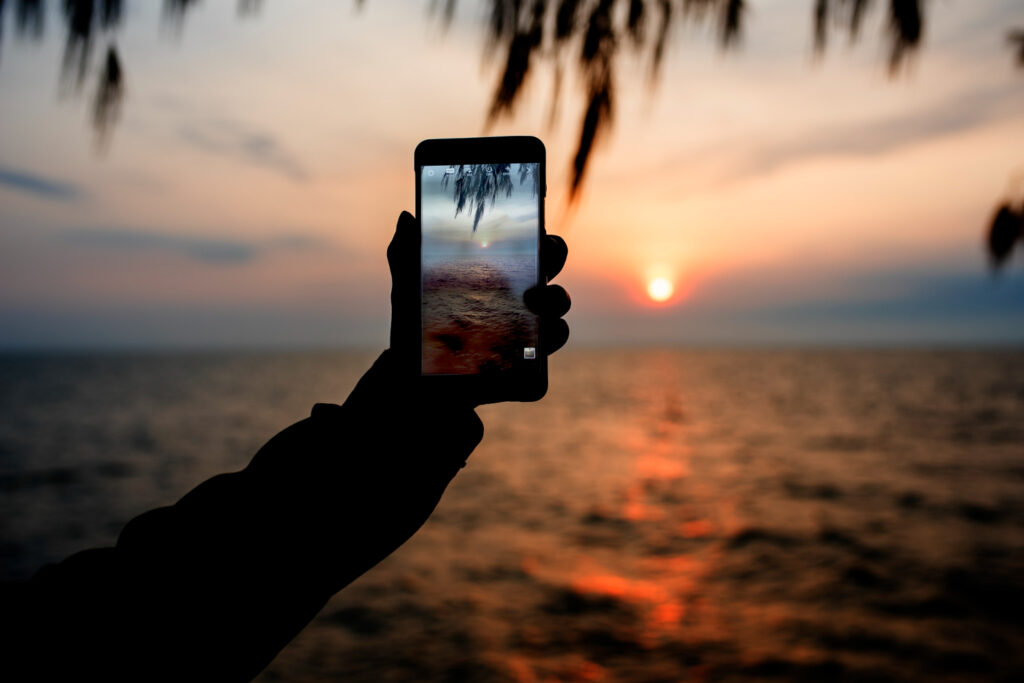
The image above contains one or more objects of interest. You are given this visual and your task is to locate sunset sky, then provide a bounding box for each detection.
[0,0,1022,348]
[421,164,538,257]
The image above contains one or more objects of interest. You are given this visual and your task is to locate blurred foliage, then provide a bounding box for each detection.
[1,0,1018,193]
[988,172,1024,272]
[0,0,1020,266]
[0,0,1004,186]
[1010,28,1024,67]
[440,164,538,231]
[470,0,934,197]
[988,204,1021,268]
[92,45,122,147]
[61,0,122,89]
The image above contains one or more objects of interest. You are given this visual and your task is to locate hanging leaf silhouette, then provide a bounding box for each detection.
[441,164,534,232]
[987,203,1023,269]
[5,0,1020,197]
[93,44,123,147]
[478,0,932,200]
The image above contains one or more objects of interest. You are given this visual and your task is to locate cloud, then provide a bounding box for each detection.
[0,165,81,201]
[769,268,1024,323]
[179,119,307,181]
[0,305,387,350]
[731,84,1024,181]
[61,228,324,264]
[640,82,1024,194]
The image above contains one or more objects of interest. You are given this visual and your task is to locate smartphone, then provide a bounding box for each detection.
[414,136,547,402]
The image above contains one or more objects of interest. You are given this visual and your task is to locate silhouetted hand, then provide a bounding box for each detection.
[212,209,570,673]
[3,211,570,683]
[385,210,571,405]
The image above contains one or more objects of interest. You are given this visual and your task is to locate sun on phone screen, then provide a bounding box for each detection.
[420,163,540,375]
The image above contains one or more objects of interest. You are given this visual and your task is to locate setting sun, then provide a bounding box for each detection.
[647,277,674,302]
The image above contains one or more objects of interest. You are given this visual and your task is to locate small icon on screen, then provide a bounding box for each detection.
[523,347,536,359]
[427,169,434,176]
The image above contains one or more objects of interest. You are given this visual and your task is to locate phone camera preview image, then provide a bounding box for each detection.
[421,163,541,375]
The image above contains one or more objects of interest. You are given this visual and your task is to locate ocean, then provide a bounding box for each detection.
[2,349,1023,681]
[423,254,538,373]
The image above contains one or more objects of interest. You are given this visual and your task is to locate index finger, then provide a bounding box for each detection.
[542,234,568,282]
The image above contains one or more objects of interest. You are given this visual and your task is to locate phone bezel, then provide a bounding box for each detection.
[413,136,547,403]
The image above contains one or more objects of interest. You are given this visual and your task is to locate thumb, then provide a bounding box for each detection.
[388,211,418,354]
[387,211,418,281]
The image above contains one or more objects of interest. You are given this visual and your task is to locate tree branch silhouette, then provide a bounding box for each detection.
[987,170,1024,272]
[476,0,933,201]
[1,0,1018,204]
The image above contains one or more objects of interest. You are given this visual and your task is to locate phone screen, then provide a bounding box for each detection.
[419,163,541,375]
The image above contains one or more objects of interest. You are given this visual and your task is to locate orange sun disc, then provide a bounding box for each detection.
[647,277,673,302]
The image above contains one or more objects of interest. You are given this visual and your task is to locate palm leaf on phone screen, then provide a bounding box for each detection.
[442,163,537,232]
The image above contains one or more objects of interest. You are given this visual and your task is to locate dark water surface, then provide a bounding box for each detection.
[423,256,538,373]
[2,350,1023,681]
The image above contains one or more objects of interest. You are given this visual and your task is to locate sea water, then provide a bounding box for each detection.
[2,349,1023,681]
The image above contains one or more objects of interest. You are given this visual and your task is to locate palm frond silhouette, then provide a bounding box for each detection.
[473,0,933,199]
[440,164,537,232]
[1,0,1019,205]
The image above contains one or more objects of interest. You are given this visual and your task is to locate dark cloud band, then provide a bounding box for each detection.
[0,166,81,201]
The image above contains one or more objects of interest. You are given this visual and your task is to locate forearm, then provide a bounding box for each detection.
[5,428,343,682]
[3,352,482,681]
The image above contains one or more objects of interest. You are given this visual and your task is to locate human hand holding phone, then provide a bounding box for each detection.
[3,206,569,683]
[382,209,569,407]
[403,136,568,404]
